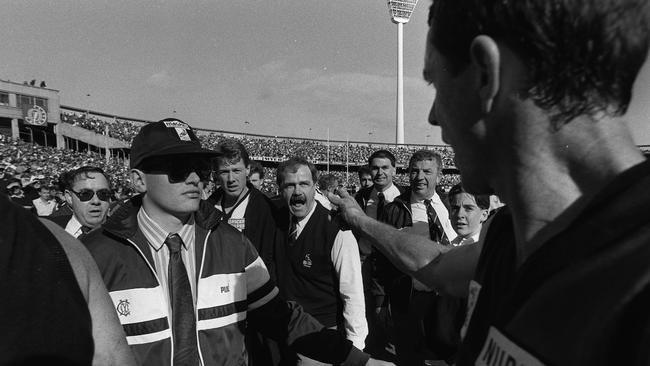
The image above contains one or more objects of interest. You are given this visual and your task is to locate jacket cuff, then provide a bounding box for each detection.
[341,346,370,366]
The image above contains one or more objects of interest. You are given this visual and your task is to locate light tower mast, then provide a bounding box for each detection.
[387,0,419,145]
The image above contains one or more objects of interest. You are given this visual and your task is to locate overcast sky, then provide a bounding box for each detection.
[1,1,648,145]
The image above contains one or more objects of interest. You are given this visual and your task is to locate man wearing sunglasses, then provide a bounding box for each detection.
[83,118,387,366]
[47,166,112,239]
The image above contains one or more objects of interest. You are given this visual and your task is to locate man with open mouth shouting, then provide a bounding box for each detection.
[273,157,367,366]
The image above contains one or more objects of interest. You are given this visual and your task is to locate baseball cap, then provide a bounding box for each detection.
[130,118,221,169]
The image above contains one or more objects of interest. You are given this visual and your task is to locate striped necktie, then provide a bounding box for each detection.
[424,199,450,246]
[165,233,199,366]
[289,216,299,243]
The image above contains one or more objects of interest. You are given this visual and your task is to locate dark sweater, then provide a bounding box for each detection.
[274,203,344,329]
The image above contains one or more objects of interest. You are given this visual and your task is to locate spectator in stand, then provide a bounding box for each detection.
[8,180,33,210]
[249,160,265,191]
[0,166,12,195]
[315,173,339,210]
[48,166,112,239]
[357,166,373,190]
[273,157,367,365]
[32,184,57,216]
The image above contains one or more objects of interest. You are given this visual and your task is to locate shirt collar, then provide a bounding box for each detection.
[452,231,481,246]
[67,214,83,236]
[372,184,400,199]
[293,201,318,235]
[137,207,195,251]
[410,191,441,205]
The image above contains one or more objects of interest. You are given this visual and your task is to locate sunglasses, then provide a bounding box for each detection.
[70,188,112,202]
[140,158,212,183]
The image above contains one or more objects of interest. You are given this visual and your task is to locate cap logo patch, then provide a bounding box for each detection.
[175,127,191,141]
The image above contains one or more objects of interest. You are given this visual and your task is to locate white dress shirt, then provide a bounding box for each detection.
[64,215,84,238]
[365,184,401,220]
[409,193,457,291]
[410,192,458,242]
[314,189,332,210]
[451,231,481,247]
[293,202,368,350]
[32,198,57,216]
[137,208,198,323]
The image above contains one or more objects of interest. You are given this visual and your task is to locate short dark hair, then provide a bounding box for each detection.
[428,0,650,125]
[216,139,250,167]
[249,161,264,179]
[357,165,372,178]
[408,150,442,175]
[318,174,340,191]
[277,157,318,187]
[448,183,490,210]
[65,166,111,191]
[368,150,397,167]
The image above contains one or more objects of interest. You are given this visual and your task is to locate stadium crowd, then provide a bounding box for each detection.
[60,112,456,168]
[61,111,143,143]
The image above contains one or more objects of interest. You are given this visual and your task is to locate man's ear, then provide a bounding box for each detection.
[64,190,73,206]
[479,208,490,224]
[470,35,500,115]
[131,169,147,194]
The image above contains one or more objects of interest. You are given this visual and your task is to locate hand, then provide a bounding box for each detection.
[327,188,365,228]
[365,358,395,366]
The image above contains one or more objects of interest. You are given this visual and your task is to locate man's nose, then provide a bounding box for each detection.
[428,101,439,126]
[186,171,201,185]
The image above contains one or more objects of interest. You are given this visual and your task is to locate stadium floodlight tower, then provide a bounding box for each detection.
[387,0,418,145]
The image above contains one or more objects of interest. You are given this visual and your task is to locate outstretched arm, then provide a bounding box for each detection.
[327,189,479,297]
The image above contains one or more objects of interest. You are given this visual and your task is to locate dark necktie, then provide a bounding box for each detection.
[289,217,299,243]
[424,199,450,246]
[81,226,92,234]
[165,233,199,366]
[376,192,385,221]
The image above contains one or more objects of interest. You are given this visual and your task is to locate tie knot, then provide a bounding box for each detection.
[423,198,432,206]
[377,192,385,201]
[165,233,183,253]
[81,226,93,234]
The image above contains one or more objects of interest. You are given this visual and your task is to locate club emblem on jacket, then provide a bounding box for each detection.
[302,254,312,268]
[117,299,131,316]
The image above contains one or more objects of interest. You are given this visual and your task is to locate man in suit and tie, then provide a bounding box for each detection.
[47,166,112,239]
[380,150,457,365]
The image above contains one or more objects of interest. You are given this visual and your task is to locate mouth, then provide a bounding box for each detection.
[290,196,306,208]
[183,190,201,198]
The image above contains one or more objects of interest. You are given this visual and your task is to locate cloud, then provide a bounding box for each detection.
[248,61,433,117]
[146,70,172,88]
[240,61,437,142]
